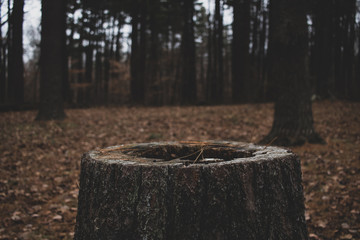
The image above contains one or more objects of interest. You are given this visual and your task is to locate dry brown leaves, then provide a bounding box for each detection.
[0,100,359,239]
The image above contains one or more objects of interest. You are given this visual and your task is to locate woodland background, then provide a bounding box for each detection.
[0,0,360,239]
[0,0,360,107]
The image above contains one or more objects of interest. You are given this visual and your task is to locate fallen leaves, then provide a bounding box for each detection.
[0,100,359,239]
[316,220,328,229]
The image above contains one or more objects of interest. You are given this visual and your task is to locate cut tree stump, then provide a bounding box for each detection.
[74,141,309,240]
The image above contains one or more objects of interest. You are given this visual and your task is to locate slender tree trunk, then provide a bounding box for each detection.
[333,0,346,98]
[358,23,360,101]
[343,0,355,99]
[104,44,110,105]
[7,0,24,104]
[312,0,334,98]
[0,0,6,102]
[181,0,197,105]
[147,0,161,105]
[95,50,102,103]
[258,2,267,101]
[109,17,116,59]
[206,12,213,103]
[199,46,205,103]
[115,19,122,62]
[250,0,262,102]
[215,0,223,103]
[65,12,76,104]
[130,10,140,104]
[36,0,66,120]
[6,0,12,103]
[77,46,84,105]
[260,0,323,146]
[85,44,93,105]
[251,0,260,58]
[138,1,147,104]
[232,0,250,103]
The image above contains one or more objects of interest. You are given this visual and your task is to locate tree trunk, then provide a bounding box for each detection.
[7,0,24,104]
[147,0,161,105]
[333,0,345,98]
[95,50,103,103]
[312,0,334,99]
[358,24,360,101]
[181,0,197,105]
[103,45,110,105]
[130,9,140,104]
[343,0,356,99]
[215,0,224,103]
[206,11,213,104]
[138,1,147,105]
[115,18,122,62]
[232,0,250,103]
[258,1,267,101]
[36,0,66,120]
[75,141,309,240]
[85,44,93,105]
[260,0,323,146]
[0,0,5,103]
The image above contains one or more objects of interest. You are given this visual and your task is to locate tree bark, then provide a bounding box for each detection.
[7,0,24,104]
[103,44,110,105]
[147,0,161,105]
[138,1,147,105]
[36,0,66,120]
[130,8,140,104]
[312,0,335,99]
[75,141,309,240]
[232,0,250,103]
[85,44,93,105]
[260,0,323,146]
[0,0,5,103]
[181,0,197,105]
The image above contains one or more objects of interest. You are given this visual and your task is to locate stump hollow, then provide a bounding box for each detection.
[74,141,309,240]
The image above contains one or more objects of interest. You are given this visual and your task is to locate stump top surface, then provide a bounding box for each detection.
[87,141,294,166]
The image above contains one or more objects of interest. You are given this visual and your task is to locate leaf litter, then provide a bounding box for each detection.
[0,100,359,239]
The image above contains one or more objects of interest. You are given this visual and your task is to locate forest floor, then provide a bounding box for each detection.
[0,100,359,240]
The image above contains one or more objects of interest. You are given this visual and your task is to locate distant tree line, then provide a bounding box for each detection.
[0,0,359,109]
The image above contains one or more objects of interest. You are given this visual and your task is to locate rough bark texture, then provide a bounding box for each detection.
[74,141,309,240]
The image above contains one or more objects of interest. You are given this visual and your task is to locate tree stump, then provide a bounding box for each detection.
[74,141,309,240]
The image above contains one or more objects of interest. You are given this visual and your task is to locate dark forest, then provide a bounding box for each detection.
[1,0,359,108]
[0,0,360,239]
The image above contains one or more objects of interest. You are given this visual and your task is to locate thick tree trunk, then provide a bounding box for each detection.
[75,141,309,240]
[261,0,323,146]
[36,0,66,120]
